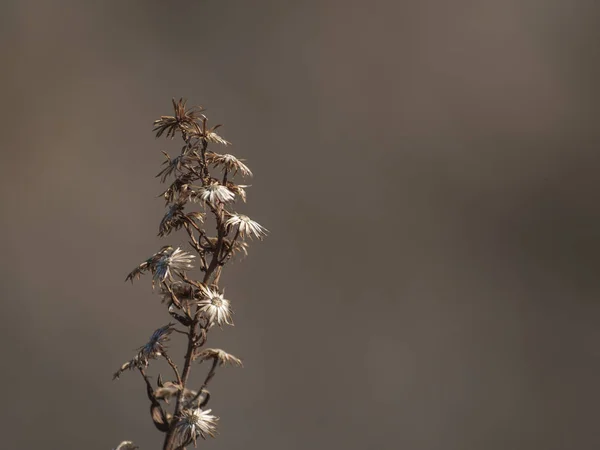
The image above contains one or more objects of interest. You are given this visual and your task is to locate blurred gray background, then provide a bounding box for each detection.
[1,1,599,449]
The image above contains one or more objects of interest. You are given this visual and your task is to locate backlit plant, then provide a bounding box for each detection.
[113,99,267,450]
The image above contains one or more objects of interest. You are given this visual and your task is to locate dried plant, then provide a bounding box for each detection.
[113,99,267,450]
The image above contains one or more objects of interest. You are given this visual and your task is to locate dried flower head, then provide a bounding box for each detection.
[206,152,252,177]
[203,236,249,259]
[156,151,201,182]
[173,408,219,447]
[225,182,248,202]
[195,182,235,205]
[158,203,204,237]
[113,356,142,379]
[196,286,233,327]
[160,280,198,305]
[205,129,230,146]
[158,203,184,236]
[229,239,249,257]
[114,441,138,450]
[113,324,175,379]
[154,382,198,404]
[159,175,194,205]
[225,213,268,240]
[194,117,230,146]
[153,98,205,139]
[194,348,243,367]
[126,246,195,285]
[153,247,195,283]
[139,323,174,358]
[126,245,171,282]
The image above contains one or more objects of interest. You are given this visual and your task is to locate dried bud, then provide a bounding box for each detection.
[114,441,138,450]
[194,348,243,367]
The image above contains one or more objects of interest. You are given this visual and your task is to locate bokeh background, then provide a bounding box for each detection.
[1,1,599,449]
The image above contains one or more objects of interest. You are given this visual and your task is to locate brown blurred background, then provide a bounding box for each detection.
[1,1,599,449]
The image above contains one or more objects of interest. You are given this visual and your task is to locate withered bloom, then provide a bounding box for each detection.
[194,348,243,367]
[206,152,252,177]
[196,286,233,327]
[204,129,230,146]
[113,441,138,450]
[225,181,249,202]
[153,98,205,139]
[192,116,230,146]
[158,203,185,236]
[153,247,195,282]
[173,408,219,447]
[195,182,235,205]
[126,245,172,282]
[225,213,268,240]
[126,246,195,284]
[156,151,202,183]
[158,203,204,237]
[160,280,198,305]
[139,324,175,358]
[154,382,198,404]
[113,324,175,379]
[203,236,249,258]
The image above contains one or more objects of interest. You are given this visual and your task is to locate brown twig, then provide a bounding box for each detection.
[162,353,182,386]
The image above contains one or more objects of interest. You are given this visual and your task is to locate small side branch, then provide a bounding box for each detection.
[162,352,182,386]
[183,357,218,409]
